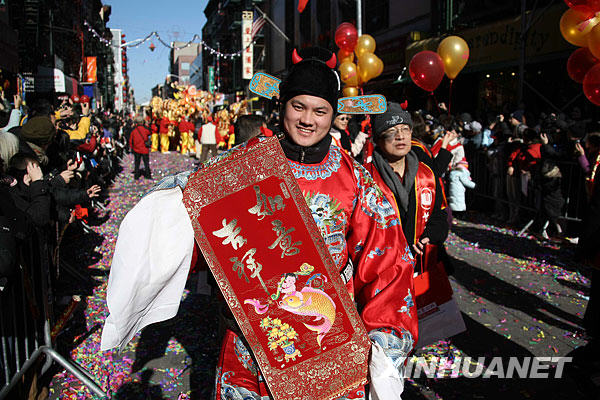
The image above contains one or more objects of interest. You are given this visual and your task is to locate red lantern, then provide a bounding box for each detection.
[567,48,599,83]
[149,42,156,52]
[409,51,445,92]
[334,23,358,52]
[583,63,600,105]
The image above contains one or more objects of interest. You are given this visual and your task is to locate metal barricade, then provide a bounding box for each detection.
[0,229,106,399]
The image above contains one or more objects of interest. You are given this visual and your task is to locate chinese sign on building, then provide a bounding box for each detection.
[242,10,253,80]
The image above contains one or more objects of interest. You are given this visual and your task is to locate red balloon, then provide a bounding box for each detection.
[572,4,596,19]
[565,0,600,11]
[335,23,358,51]
[567,48,599,83]
[583,63,600,105]
[409,51,445,92]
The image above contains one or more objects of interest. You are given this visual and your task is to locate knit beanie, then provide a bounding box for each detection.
[279,47,340,112]
[372,102,413,138]
[21,116,56,147]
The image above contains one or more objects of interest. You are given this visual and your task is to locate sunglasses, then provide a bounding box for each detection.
[337,117,350,121]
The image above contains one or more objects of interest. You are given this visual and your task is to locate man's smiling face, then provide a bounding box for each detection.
[283,94,333,147]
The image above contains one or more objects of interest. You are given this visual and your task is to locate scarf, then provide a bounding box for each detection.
[372,148,418,212]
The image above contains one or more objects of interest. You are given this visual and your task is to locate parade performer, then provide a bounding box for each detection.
[101,48,417,399]
[364,103,449,262]
[149,116,159,152]
[150,98,162,152]
[159,111,172,153]
[178,116,195,155]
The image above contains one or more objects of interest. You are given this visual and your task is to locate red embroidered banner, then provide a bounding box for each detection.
[182,137,370,400]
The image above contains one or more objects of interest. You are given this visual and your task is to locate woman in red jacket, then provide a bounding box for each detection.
[129,115,152,180]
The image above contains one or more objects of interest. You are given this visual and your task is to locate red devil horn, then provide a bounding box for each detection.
[292,49,303,64]
[325,53,337,69]
[400,100,408,110]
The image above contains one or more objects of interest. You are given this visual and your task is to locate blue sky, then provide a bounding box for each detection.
[107,0,208,104]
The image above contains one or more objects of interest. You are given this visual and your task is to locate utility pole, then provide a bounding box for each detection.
[518,0,526,105]
[49,9,54,60]
[357,0,362,36]
[216,42,221,92]
[446,0,453,31]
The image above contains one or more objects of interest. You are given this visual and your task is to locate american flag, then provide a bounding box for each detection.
[251,15,266,40]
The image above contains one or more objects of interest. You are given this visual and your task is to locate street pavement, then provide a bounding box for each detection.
[48,152,597,400]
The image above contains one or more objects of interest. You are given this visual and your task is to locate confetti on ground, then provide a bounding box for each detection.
[47,155,594,400]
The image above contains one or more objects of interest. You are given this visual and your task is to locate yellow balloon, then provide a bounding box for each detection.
[357,52,384,83]
[560,8,599,47]
[588,22,600,59]
[342,86,359,97]
[339,61,359,86]
[354,34,376,59]
[437,36,470,80]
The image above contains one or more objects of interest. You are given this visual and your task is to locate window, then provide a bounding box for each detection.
[181,62,190,71]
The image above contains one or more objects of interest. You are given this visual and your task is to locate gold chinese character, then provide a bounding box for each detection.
[229,256,249,282]
[248,185,285,220]
[212,219,247,250]
[230,248,269,294]
[268,220,301,258]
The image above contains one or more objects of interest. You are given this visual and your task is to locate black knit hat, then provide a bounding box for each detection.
[372,102,413,138]
[279,47,340,112]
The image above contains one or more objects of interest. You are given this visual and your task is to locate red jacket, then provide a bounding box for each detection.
[179,120,195,139]
[129,125,151,154]
[159,118,173,134]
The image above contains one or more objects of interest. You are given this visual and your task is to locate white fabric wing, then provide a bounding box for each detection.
[100,187,194,351]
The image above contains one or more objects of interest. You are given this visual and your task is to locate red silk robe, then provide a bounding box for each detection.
[204,139,417,399]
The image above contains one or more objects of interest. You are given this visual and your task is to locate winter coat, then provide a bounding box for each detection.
[129,125,151,155]
[448,167,476,212]
[8,179,52,227]
[49,175,90,224]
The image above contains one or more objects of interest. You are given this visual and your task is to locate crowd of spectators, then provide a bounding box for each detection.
[0,90,128,291]
[394,104,599,240]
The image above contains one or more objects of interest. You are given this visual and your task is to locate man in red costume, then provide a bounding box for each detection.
[364,103,449,261]
[102,49,416,399]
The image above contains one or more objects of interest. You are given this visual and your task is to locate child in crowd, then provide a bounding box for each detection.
[448,160,476,221]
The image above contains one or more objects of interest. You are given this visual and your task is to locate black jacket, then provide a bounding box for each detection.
[8,179,52,227]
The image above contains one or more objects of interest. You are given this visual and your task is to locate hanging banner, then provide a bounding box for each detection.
[182,137,370,400]
[208,66,215,93]
[242,10,254,80]
[85,57,97,83]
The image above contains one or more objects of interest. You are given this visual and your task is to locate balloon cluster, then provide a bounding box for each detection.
[408,36,470,93]
[561,0,600,105]
[335,23,384,96]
